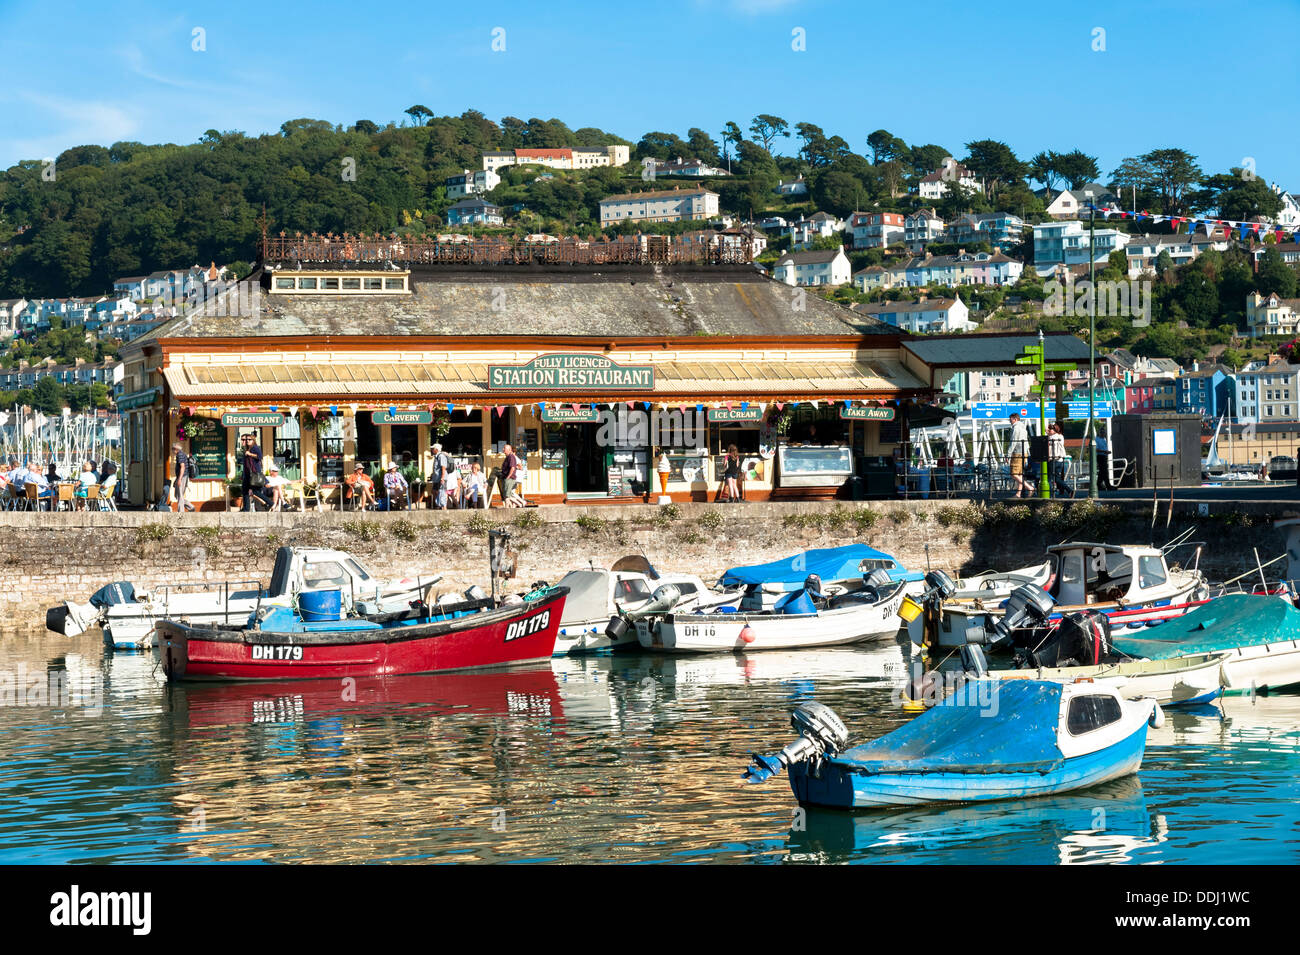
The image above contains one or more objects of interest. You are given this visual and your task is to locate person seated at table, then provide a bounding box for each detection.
[443,464,461,509]
[75,460,98,508]
[45,459,60,486]
[463,461,486,508]
[345,464,375,510]
[383,462,409,509]
[98,460,118,504]
[263,462,289,511]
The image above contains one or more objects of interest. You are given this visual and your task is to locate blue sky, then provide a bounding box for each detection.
[2,0,1299,188]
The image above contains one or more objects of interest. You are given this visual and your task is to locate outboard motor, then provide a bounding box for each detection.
[1020,609,1113,668]
[989,583,1056,648]
[743,702,851,784]
[960,644,990,678]
[604,583,683,642]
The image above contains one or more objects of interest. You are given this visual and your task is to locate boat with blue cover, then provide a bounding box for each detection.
[743,680,1160,808]
[1111,593,1300,694]
[720,544,922,611]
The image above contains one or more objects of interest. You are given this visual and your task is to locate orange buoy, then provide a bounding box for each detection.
[739,625,756,644]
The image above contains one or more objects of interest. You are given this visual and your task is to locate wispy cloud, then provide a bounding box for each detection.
[9,92,140,159]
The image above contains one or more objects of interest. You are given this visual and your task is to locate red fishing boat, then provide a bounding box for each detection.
[158,584,568,681]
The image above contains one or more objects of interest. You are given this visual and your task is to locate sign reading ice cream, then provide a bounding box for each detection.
[489,354,654,391]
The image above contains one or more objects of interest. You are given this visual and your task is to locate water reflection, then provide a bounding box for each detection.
[0,631,1294,863]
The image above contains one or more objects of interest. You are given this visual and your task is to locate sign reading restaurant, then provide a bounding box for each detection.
[488,353,654,392]
[839,406,896,421]
[221,412,286,427]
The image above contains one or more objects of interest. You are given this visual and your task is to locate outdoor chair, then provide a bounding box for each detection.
[81,484,100,511]
[55,483,74,511]
[24,484,41,511]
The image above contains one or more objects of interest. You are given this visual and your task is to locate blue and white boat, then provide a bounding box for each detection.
[720,544,923,611]
[743,680,1160,808]
[1112,593,1300,695]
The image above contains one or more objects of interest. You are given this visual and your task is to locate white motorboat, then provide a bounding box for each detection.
[632,572,907,653]
[553,559,743,655]
[925,542,1209,649]
[46,547,442,651]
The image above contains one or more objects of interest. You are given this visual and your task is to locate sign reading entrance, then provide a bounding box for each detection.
[221,412,285,427]
[371,410,433,425]
[839,407,896,421]
[489,354,654,391]
[708,408,763,422]
[541,406,601,423]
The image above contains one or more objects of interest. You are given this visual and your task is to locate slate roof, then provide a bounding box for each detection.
[904,333,1090,368]
[142,265,898,341]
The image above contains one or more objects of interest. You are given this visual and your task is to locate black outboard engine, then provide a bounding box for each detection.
[1019,609,1114,668]
[604,583,683,643]
[743,701,851,784]
[988,583,1056,649]
[830,568,898,609]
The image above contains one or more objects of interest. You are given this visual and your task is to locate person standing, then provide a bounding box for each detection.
[501,443,520,507]
[240,432,263,512]
[1048,423,1071,498]
[1008,412,1032,498]
[430,442,450,509]
[723,444,741,503]
[173,441,195,512]
[1094,430,1113,490]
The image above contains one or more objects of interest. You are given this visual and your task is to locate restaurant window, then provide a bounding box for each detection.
[490,408,513,450]
[318,415,344,485]
[321,277,339,290]
[342,277,361,290]
[445,409,484,463]
[384,278,405,290]
[364,277,383,290]
[273,415,302,480]
[298,277,317,290]
[275,276,295,289]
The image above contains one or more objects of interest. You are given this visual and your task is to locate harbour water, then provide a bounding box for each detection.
[0,631,1296,864]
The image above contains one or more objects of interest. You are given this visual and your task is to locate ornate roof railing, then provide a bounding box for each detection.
[260,232,754,268]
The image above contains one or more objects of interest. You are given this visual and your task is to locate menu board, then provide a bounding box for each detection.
[189,427,227,480]
[666,453,706,483]
[607,466,625,497]
[542,448,566,470]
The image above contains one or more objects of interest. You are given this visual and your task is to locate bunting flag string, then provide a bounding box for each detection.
[1086,202,1299,244]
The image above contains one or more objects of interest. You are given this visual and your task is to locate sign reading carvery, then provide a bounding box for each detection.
[488,354,654,391]
[371,410,433,425]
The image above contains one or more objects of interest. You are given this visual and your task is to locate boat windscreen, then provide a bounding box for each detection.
[268,547,293,597]
[557,570,614,625]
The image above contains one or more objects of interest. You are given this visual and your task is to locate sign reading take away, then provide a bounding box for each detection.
[488,354,654,391]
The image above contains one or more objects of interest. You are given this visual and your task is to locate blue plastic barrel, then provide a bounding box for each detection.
[299,589,342,622]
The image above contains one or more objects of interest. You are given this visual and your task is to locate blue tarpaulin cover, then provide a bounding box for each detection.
[1113,593,1300,659]
[834,680,1065,776]
[719,544,919,592]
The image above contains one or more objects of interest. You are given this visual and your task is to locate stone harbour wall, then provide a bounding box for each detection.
[0,498,1296,630]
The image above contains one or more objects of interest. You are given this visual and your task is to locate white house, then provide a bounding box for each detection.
[775,176,808,196]
[653,157,731,177]
[1234,359,1300,423]
[1033,220,1131,269]
[918,158,977,200]
[482,145,630,173]
[904,209,946,252]
[446,169,501,200]
[856,296,973,333]
[599,187,719,226]
[773,246,851,287]
[789,211,842,248]
[845,212,905,249]
[1045,184,1121,219]
[446,198,505,226]
[1125,232,1228,277]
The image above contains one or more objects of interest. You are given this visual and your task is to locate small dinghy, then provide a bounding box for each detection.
[984,653,1228,706]
[743,681,1161,808]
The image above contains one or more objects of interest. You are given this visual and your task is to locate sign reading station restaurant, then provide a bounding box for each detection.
[489,354,654,392]
[541,406,602,423]
[371,410,433,425]
[839,406,896,421]
[707,408,764,422]
[221,412,286,427]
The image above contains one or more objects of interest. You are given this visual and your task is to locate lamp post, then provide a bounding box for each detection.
[1088,201,1098,498]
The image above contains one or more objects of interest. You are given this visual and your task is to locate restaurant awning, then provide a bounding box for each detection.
[162,358,929,403]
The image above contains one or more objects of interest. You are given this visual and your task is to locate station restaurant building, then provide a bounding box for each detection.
[117,236,952,509]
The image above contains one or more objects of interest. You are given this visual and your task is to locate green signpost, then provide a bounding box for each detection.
[1015,333,1078,499]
